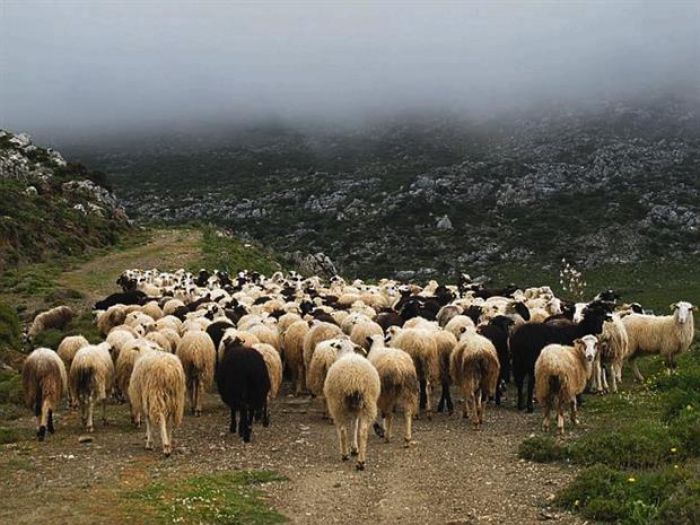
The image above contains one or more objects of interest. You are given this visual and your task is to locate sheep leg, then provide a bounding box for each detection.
[338,422,349,461]
[542,400,551,432]
[87,396,95,432]
[556,397,565,435]
[356,417,370,471]
[262,401,270,427]
[630,356,645,382]
[144,417,153,450]
[570,398,579,427]
[462,383,469,419]
[424,381,432,420]
[469,391,479,430]
[239,406,252,442]
[515,373,526,411]
[194,378,202,417]
[297,364,306,396]
[526,373,535,413]
[229,408,237,434]
[350,417,359,456]
[47,409,55,434]
[403,409,413,447]
[418,378,427,411]
[478,390,486,426]
[160,413,171,457]
[384,412,393,443]
[37,399,51,440]
[372,418,386,438]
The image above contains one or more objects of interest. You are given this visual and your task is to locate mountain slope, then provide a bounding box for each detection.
[70,96,700,278]
[0,131,130,271]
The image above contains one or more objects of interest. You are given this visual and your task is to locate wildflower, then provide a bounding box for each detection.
[628,477,636,483]
[670,447,677,453]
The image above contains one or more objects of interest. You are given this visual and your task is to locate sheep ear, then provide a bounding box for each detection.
[670,303,677,311]
[460,326,468,333]
[366,336,373,346]
[573,338,582,345]
[693,305,698,312]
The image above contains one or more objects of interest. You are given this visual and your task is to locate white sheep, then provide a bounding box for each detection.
[535,335,599,434]
[27,305,74,340]
[22,348,67,440]
[385,326,439,419]
[253,342,283,401]
[449,330,500,429]
[69,343,115,432]
[128,351,186,456]
[592,313,629,393]
[302,321,344,371]
[349,320,384,350]
[366,335,418,446]
[323,341,380,470]
[622,301,696,381]
[282,320,310,395]
[176,331,216,416]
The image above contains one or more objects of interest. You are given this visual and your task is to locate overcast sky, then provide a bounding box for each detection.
[1,1,698,140]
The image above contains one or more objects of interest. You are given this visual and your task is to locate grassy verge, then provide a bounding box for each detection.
[126,470,288,524]
[519,346,700,523]
[189,225,283,276]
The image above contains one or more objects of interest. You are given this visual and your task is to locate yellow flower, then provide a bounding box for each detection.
[574,500,580,507]
[628,477,636,483]
[687,405,694,411]
[671,447,677,453]
[674,465,679,469]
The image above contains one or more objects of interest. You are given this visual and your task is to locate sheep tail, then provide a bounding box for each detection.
[345,390,363,411]
[77,366,94,396]
[548,375,560,405]
[34,388,42,417]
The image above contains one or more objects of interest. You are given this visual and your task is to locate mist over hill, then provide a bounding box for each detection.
[66,95,700,279]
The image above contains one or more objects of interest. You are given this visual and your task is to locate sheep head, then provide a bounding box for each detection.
[574,335,598,363]
[671,301,694,324]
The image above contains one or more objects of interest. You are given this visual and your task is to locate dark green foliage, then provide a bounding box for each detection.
[518,435,567,462]
[0,302,22,350]
[0,369,23,404]
[555,464,693,523]
[32,312,103,348]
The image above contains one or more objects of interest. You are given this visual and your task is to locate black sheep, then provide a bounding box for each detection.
[216,339,271,442]
[375,310,404,333]
[477,316,515,405]
[94,290,147,310]
[509,303,611,412]
[206,320,235,351]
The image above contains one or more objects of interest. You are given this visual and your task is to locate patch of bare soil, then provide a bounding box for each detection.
[0,384,584,525]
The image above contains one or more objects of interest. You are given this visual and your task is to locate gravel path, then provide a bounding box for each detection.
[0,384,584,524]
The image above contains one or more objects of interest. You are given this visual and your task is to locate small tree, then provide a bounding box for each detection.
[559,257,586,299]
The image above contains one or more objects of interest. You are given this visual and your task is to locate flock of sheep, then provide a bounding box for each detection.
[21,268,696,470]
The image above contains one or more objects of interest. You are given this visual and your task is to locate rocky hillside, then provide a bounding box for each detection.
[72,96,700,279]
[0,131,130,271]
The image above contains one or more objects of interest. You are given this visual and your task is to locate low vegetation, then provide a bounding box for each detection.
[519,346,700,523]
[126,470,287,524]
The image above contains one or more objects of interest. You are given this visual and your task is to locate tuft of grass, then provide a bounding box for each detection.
[127,470,288,525]
[518,435,567,463]
[0,427,21,444]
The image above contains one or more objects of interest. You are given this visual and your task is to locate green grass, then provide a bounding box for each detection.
[0,302,22,351]
[126,470,288,524]
[0,427,21,444]
[189,225,283,276]
[490,259,700,312]
[519,346,700,523]
[31,311,103,350]
[0,369,22,405]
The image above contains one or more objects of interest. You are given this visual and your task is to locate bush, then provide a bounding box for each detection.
[31,329,64,350]
[555,464,691,522]
[0,302,22,351]
[568,421,684,469]
[0,427,20,444]
[518,435,567,462]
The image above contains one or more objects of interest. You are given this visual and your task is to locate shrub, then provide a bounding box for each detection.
[518,435,567,463]
[0,369,23,404]
[555,464,691,522]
